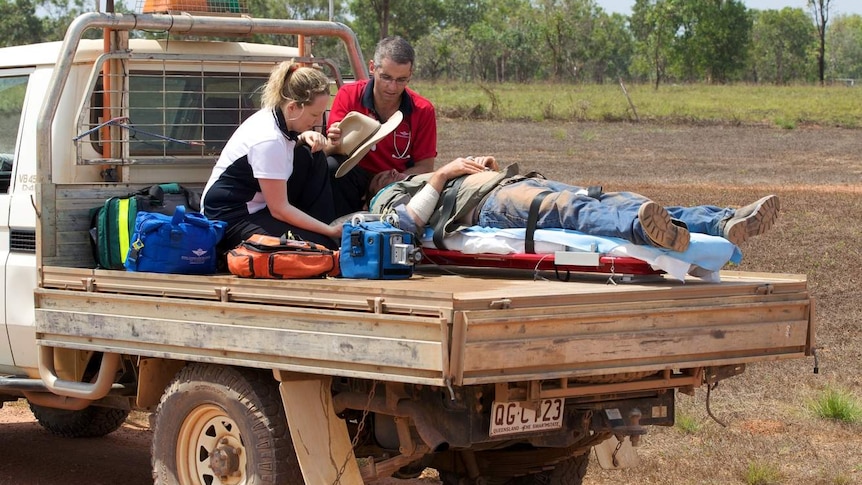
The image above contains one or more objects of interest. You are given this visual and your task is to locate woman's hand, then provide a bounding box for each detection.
[324,123,341,154]
[298,130,328,152]
[260,178,338,239]
[326,224,343,241]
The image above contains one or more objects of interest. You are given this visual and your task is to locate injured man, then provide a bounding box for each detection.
[365,156,780,254]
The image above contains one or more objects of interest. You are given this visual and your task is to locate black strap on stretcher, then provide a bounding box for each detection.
[433,176,466,249]
[525,185,602,253]
[525,190,553,254]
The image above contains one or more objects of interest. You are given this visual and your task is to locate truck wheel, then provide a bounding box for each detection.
[509,453,589,484]
[152,364,302,485]
[439,452,589,485]
[29,403,130,438]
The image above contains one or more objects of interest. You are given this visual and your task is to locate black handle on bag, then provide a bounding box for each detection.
[141,183,202,212]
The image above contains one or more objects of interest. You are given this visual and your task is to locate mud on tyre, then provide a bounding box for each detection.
[151,363,302,485]
[29,403,130,438]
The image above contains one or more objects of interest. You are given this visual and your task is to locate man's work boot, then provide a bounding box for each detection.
[721,195,780,246]
[638,201,690,252]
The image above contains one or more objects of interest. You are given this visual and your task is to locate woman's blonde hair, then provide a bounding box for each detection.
[261,61,329,109]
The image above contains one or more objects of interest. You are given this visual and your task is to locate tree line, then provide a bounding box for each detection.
[2,0,861,86]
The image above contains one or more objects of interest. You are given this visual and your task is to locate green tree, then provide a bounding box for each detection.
[748,8,817,84]
[347,0,443,57]
[278,0,350,67]
[0,0,45,46]
[464,19,502,81]
[587,11,634,83]
[536,0,598,81]
[631,0,679,88]
[672,0,751,83]
[809,0,832,84]
[825,13,862,80]
[439,0,487,31]
[246,0,349,36]
[39,0,101,42]
[465,0,542,82]
[242,0,355,74]
[280,0,344,20]
[413,26,473,80]
[413,0,541,82]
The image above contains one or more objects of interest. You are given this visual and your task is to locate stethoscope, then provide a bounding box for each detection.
[391,118,412,160]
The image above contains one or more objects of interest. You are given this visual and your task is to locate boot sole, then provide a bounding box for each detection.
[724,195,780,246]
[639,201,690,252]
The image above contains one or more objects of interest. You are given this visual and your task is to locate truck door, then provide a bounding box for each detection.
[0,69,32,369]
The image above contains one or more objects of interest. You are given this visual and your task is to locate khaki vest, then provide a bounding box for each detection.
[371,163,521,237]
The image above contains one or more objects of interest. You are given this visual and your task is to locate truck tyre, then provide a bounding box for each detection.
[509,453,589,484]
[439,452,589,485]
[152,364,302,485]
[28,403,130,438]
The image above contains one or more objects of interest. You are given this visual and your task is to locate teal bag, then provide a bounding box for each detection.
[124,206,227,275]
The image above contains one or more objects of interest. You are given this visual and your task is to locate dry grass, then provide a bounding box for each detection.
[567,184,860,485]
[438,119,862,485]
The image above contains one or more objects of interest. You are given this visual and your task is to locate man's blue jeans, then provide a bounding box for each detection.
[477,178,734,247]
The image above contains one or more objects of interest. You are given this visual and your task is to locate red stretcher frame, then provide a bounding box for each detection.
[420,248,664,276]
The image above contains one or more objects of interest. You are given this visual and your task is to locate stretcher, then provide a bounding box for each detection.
[421,248,663,280]
[416,226,743,282]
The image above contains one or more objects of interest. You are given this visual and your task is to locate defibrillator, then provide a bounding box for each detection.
[339,213,422,279]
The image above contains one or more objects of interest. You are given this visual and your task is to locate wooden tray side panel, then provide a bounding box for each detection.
[453,293,812,384]
[36,289,449,385]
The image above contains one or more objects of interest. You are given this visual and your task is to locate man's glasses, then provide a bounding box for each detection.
[376,72,411,86]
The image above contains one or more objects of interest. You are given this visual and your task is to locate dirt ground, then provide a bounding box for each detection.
[1,120,859,484]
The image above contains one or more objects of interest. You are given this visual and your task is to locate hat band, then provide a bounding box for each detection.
[346,126,381,157]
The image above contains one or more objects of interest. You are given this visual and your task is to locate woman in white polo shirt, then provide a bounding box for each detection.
[202,61,341,254]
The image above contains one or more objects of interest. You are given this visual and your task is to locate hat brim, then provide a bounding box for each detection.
[334,110,404,178]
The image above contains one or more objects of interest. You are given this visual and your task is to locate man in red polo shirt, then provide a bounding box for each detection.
[327,35,437,217]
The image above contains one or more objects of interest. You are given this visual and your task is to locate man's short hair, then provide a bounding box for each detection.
[373,36,415,67]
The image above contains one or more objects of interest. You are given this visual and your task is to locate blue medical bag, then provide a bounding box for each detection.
[339,214,422,279]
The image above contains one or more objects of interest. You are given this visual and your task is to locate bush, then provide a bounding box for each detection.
[743,460,782,485]
[809,386,862,423]
[674,411,701,434]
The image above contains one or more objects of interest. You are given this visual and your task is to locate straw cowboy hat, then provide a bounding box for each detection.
[333,110,403,178]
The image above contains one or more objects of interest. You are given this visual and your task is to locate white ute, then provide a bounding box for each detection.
[0,6,816,485]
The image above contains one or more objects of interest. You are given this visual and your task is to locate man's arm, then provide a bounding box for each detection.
[402,157,434,175]
[323,90,347,156]
[404,156,498,226]
[405,101,437,175]
[327,83,355,128]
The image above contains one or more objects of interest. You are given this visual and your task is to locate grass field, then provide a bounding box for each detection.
[414,81,862,129]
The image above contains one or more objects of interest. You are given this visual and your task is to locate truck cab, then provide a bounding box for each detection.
[0,44,46,374]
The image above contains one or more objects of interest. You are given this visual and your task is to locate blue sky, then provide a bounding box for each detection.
[596,0,862,16]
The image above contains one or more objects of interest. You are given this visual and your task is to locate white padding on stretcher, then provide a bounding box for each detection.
[421,226,743,282]
[553,251,601,266]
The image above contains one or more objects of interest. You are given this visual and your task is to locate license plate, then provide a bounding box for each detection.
[489,398,565,437]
